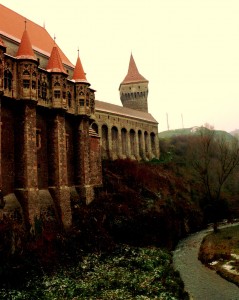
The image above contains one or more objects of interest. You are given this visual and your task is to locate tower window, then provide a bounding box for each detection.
[54,90,61,98]
[4,70,12,90]
[23,79,30,89]
[79,99,84,106]
[23,69,30,75]
[42,82,47,100]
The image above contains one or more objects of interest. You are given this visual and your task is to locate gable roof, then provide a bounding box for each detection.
[0,4,73,67]
[95,100,158,124]
[120,53,148,86]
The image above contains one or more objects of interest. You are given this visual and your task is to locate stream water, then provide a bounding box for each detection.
[173,227,239,300]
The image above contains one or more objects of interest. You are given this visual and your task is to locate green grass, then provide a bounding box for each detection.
[0,245,188,300]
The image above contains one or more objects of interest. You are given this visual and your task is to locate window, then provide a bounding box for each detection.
[38,80,41,97]
[32,81,36,89]
[23,79,30,89]
[23,69,30,75]
[42,82,47,100]
[67,92,72,107]
[4,70,12,90]
[79,99,84,106]
[63,91,66,99]
[54,90,61,98]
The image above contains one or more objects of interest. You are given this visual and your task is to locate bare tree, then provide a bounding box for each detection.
[191,126,239,231]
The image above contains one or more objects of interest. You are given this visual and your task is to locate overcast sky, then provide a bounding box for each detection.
[1,0,239,133]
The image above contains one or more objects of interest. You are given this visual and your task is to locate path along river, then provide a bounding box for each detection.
[173,226,239,300]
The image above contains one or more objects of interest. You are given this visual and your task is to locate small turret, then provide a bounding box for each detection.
[16,24,38,101]
[72,51,93,116]
[47,43,68,109]
[119,53,149,112]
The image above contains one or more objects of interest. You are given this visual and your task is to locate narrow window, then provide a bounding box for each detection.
[42,82,47,100]
[79,99,84,106]
[23,79,30,89]
[54,90,61,98]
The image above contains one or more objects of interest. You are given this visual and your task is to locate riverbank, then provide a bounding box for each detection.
[173,226,239,300]
[199,224,239,288]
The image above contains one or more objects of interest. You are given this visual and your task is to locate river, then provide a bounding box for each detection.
[173,227,239,300]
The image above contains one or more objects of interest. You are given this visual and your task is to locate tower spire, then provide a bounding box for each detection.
[121,53,148,85]
[16,21,36,60]
[119,53,149,112]
[47,44,66,73]
[72,49,89,83]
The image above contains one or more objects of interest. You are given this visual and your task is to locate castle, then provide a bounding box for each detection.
[0,4,159,230]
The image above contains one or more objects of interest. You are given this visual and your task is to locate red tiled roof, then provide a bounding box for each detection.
[0,4,73,67]
[72,54,89,83]
[120,53,148,85]
[16,29,36,60]
[95,100,158,124]
[47,45,67,73]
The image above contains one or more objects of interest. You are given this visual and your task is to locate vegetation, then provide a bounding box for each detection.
[199,225,239,287]
[1,126,239,298]
[159,127,239,227]
[0,245,188,300]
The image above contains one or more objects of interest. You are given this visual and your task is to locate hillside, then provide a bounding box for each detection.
[159,127,234,140]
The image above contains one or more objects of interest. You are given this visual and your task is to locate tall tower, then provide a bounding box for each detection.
[119,53,149,112]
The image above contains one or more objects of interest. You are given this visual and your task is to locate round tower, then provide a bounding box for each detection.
[72,51,93,117]
[119,53,149,112]
[16,26,38,101]
[46,43,68,109]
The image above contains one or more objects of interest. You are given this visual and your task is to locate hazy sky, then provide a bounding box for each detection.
[1,0,239,132]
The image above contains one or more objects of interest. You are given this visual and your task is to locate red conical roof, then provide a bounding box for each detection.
[121,53,148,85]
[16,28,36,60]
[47,44,66,73]
[72,53,89,83]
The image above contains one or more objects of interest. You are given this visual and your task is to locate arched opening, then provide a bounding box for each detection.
[101,125,109,159]
[138,130,144,158]
[144,131,149,158]
[130,129,136,157]
[111,126,119,157]
[150,132,156,156]
[91,123,98,134]
[121,128,127,156]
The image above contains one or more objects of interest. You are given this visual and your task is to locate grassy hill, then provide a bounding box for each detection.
[159,127,235,142]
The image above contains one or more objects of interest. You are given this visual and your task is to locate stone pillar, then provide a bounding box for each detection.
[155,135,160,159]
[76,117,94,204]
[108,127,113,160]
[48,111,72,229]
[14,102,40,230]
[141,132,146,160]
[126,131,131,158]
